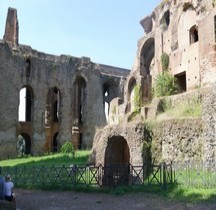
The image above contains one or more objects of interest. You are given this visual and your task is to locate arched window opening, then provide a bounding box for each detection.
[127,78,136,113]
[45,87,60,125]
[18,87,32,122]
[103,84,110,121]
[190,25,199,44]
[140,38,155,76]
[75,76,86,125]
[160,10,170,31]
[25,58,31,77]
[53,87,60,122]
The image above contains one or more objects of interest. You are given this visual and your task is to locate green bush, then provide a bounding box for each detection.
[161,52,169,71]
[61,141,75,156]
[133,85,142,112]
[153,72,177,97]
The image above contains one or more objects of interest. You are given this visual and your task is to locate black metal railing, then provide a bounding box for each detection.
[0,163,173,190]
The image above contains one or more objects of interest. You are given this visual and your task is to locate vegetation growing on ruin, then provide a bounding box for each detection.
[133,85,142,113]
[156,95,202,120]
[153,72,177,97]
[161,52,169,71]
[61,141,75,157]
[159,0,170,9]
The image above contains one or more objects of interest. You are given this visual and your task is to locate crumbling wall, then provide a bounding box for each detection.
[151,119,203,164]
[0,34,129,158]
[202,83,216,166]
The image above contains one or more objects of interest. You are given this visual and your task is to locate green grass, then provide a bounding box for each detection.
[156,97,202,120]
[0,150,91,167]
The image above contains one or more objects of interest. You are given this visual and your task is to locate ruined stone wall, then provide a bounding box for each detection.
[92,117,204,166]
[129,0,216,107]
[202,82,216,166]
[151,119,203,164]
[0,38,129,158]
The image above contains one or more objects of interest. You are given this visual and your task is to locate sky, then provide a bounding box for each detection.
[0,0,161,69]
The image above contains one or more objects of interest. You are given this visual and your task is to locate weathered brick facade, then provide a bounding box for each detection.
[0,8,129,159]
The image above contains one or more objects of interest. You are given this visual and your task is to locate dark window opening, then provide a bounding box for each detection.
[175,72,187,93]
[160,10,170,31]
[53,132,58,152]
[78,133,82,150]
[75,77,86,125]
[53,88,60,122]
[79,104,83,123]
[45,87,60,125]
[25,59,31,77]
[53,101,58,122]
[190,25,199,44]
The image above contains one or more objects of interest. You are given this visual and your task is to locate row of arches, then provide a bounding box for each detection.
[18,75,118,154]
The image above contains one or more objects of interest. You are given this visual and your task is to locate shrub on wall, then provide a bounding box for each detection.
[161,52,169,71]
[133,85,142,113]
[153,72,177,97]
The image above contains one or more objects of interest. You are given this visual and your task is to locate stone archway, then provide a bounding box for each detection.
[104,136,130,167]
[103,136,130,186]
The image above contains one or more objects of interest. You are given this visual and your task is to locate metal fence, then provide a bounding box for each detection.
[173,162,216,188]
[0,163,173,190]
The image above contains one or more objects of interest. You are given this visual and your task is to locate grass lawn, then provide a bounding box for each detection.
[0,150,91,167]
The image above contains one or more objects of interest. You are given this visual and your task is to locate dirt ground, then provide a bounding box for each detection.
[15,188,216,210]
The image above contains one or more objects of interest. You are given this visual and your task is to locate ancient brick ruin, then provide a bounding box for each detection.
[0,7,129,158]
[92,0,216,167]
[1,0,216,168]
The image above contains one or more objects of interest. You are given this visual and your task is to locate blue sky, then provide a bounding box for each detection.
[0,0,160,69]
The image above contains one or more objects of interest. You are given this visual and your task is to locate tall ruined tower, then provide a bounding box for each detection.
[3,7,19,46]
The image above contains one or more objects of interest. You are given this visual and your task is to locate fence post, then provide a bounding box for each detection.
[163,162,167,190]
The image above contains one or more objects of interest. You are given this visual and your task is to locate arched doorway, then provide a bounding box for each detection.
[103,136,130,186]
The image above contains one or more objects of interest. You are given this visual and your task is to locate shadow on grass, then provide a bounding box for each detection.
[0,151,91,168]
[110,183,216,204]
